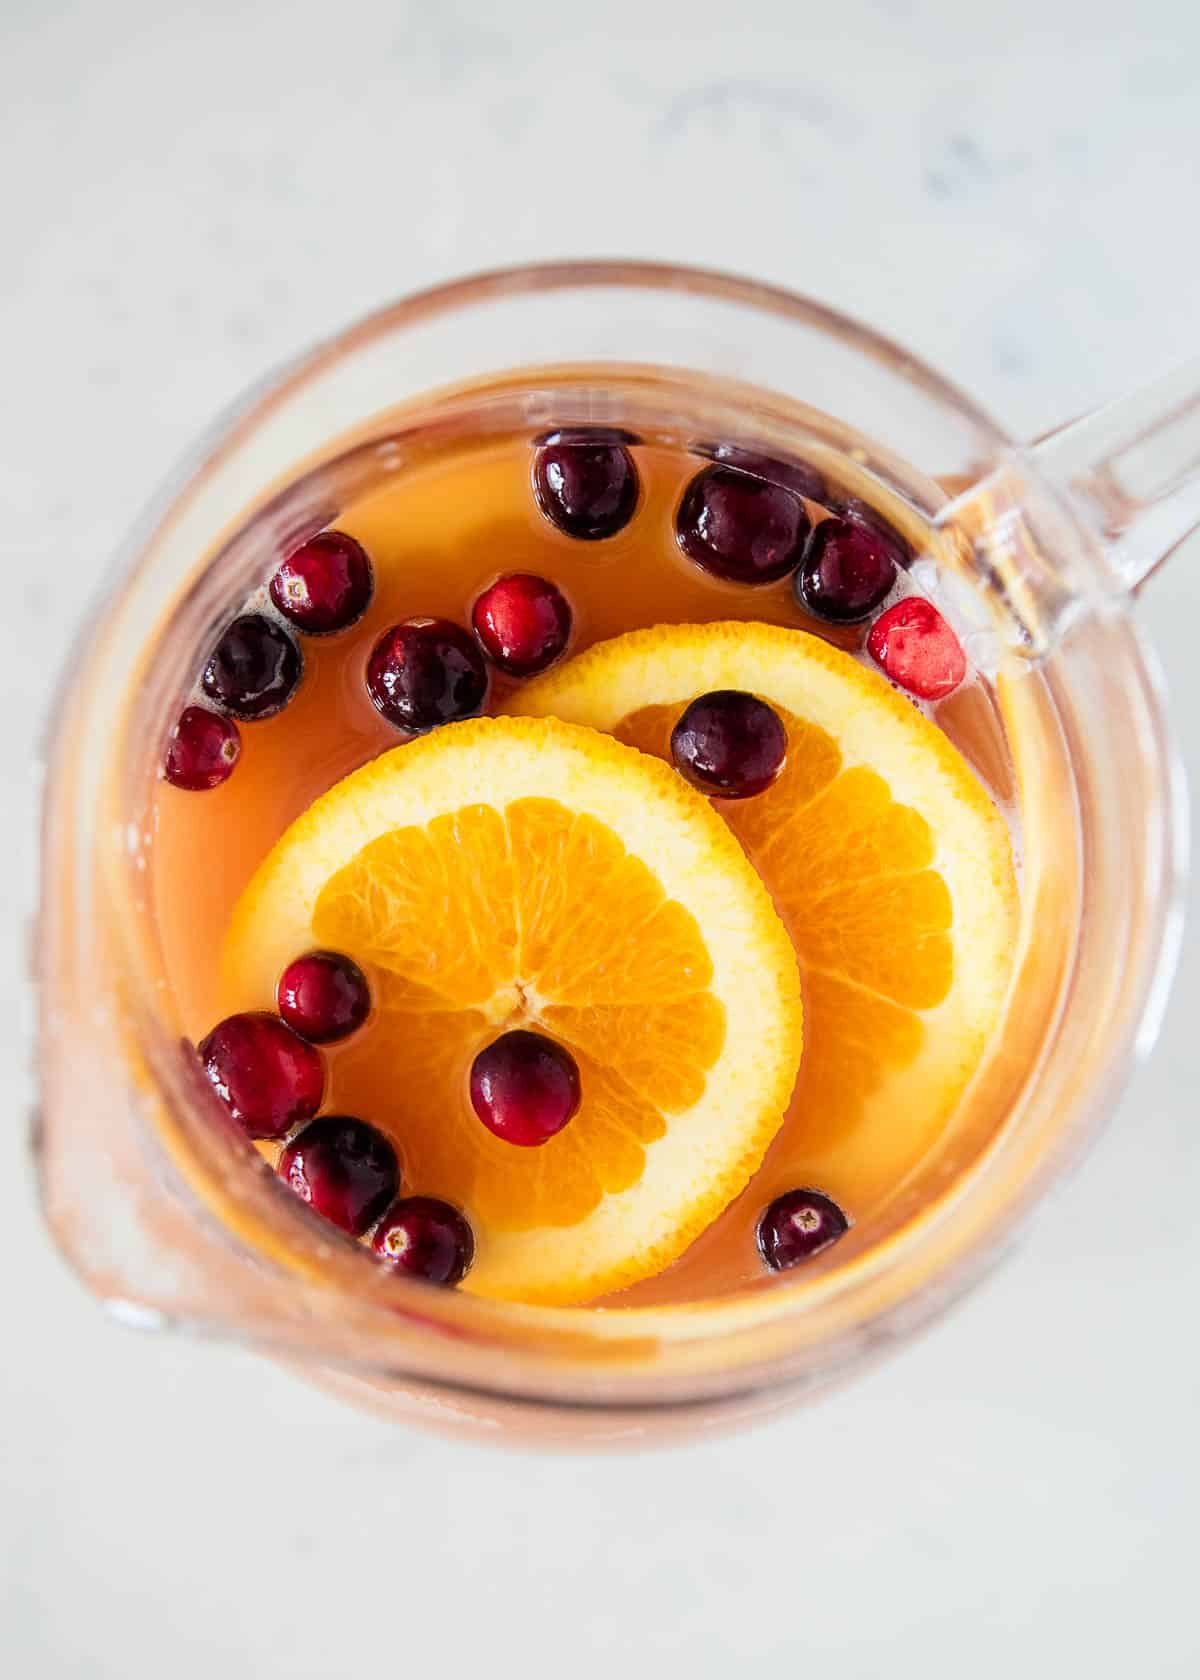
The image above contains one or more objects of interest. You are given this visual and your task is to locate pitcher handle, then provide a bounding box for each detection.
[933,356,1200,657]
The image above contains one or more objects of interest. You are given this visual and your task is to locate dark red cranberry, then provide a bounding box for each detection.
[671,691,787,799]
[469,1029,581,1147]
[694,442,829,505]
[277,950,371,1044]
[269,531,373,635]
[202,613,302,719]
[163,705,240,791]
[833,496,916,565]
[198,1012,324,1140]
[796,516,901,622]
[676,465,810,585]
[471,573,572,676]
[366,618,489,733]
[533,431,639,540]
[867,597,967,701]
[278,1116,399,1236]
[372,1196,475,1285]
[757,1189,849,1271]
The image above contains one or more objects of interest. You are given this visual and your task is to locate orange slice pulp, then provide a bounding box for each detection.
[510,622,1019,1239]
[219,715,803,1303]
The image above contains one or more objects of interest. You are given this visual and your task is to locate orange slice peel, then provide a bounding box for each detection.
[510,623,1018,1216]
[220,715,803,1304]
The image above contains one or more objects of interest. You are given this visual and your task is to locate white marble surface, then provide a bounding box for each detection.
[3,1,1198,1673]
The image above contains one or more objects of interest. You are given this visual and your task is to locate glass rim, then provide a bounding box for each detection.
[37,260,1187,1409]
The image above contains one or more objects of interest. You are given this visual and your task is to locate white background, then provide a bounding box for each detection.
[2,1,1198,1673]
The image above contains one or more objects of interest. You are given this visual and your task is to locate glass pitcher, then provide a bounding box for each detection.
[33,262,1191,1445]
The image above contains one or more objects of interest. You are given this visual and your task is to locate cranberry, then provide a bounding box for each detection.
[676,465,810,585]
[671,691,787,799]
[202,614,302,719]
[469,1029,581,1147]
[694,442,829,505]
[366,618,489,733]
[796,516,901,622]
[163,705,240,791]
[278,1116,399,1236]
[867,597,967,701]
[471,573,572,676]
[269,531,373,634]
[533,430,639,540]
[833,496,916,565]
[372,1196,475,1285]
[277,950,371,1044]
[757,1189,849,1271]
[198,1012,324,1140]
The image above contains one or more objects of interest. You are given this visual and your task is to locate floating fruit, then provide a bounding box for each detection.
[218,715,802,1303]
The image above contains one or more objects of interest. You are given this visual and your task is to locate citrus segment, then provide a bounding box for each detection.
[219,716,803,1303]
[511,623,1017,1212]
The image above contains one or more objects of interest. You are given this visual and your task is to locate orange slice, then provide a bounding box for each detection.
[510,623,1018,1215]
[218,716,802,1304]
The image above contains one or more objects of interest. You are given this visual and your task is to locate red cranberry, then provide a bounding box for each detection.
[471,573,572,676]
[202,613,302,719]
[867,597,967,701]
[671,691,787,799]
[757,1189,849,1270]
[372,1196,475,1285]
[269,531,373,635]
[469,1029,581,1146]
[676,465,810,585]
[198,1012,324,1140]
[277,950,371,1044]
[533,430,639,540]
[366,618,489,733]
[694,442,829,505]
[796,516,901,622]
[278,1116,399,1236]
[163,706,240,791]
